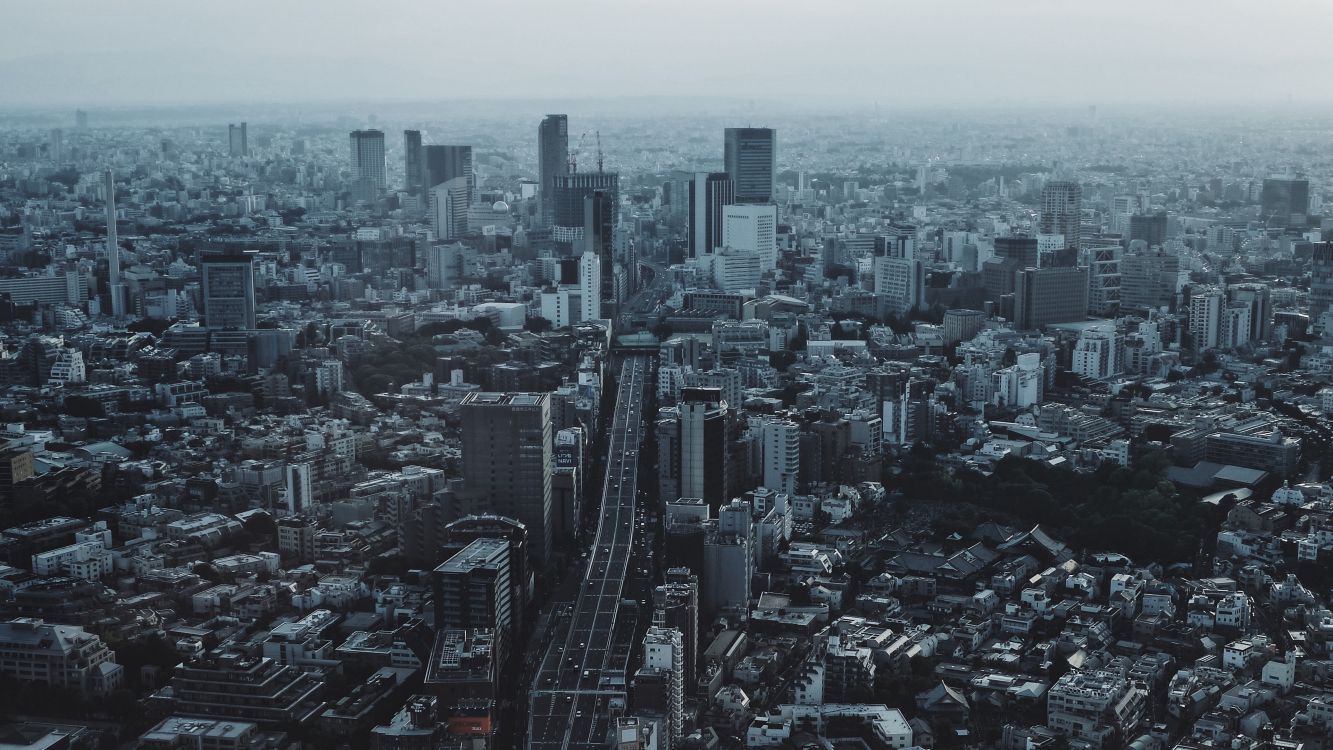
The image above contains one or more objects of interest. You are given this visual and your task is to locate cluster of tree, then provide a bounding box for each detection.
[895,450,1209,564]
[350,319,510,396]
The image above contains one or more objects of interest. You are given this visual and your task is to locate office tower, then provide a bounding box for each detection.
[423,145,473,198]
[228,122,248,158]
[103,170,126,317]
[1087,244,1121,316]
[426,242,476,289]
[1220,302,1252,349]
[702,499,752,617]
[1228,283,1272,343]
[653,568,699,694]
[656,410,682,502]
[200,254,256,330]
[285,462,313,516]
[1311,243,1333,331]
[636,627,684,742]
[1013,266,1089,330]
[723,127,776,204]
[432,537,513,640]
[48,129,63,163]
[584,190,616,318]
[1109,195,1137,235]
[75,109,88,129]
[429,177,470,241]
[403,129,423,196]
[874,256,924,315]
[1120,249,1180,313]
[993,236,1039,268]
[721,204,778,272]
[349,129,387,203]
[538,114,569,228]
[687,172,734,259]
[1189,288,1224,350]
[578,250,602,324]
[551,172,618,245]
[459,393,554,563]
[760,419,800,496]
[1039,180,1083,251]
[982,256,1023,307]
[1128,212,1167,248]
[1261,177,1311,227]
[440,514,531,628]
[679,387,729,511]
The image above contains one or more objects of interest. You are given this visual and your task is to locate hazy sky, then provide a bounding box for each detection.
[5,0,1332,108]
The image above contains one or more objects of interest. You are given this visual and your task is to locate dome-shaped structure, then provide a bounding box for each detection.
[491,200,510,212]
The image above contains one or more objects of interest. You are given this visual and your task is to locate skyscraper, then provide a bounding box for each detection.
[285,463,312,516]
[874,256,925,315]
[403,129,423,196]
[200,254,257,330]
[538,115,569,228]
[460,393,554,564]
[551,172,618,245]
[688,172,734,260]
[1039,180,1083,251]
[432,538,513,652]
[723,127,776,204]
[349,129,387,203]
[1013,266,1089,330]
[1189,287,1225,350]
[48,129,64,163]
[679,387,729,511]
[993,236,1039,268]
[1128,212,1167,247]
[423,145,473,199]
[1228,283,1272,343]
[104,170,125,318]
[1120,249,1180,313]
[1261,177,1310,227]
[228,122,248,158]
[429,177,470,241]
[584,190,616,317]
[578,250,602,324]
[721,204,778,272]
[1309,243,1333,330]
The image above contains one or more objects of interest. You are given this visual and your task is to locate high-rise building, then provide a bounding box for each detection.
[873,256,924,315]
[1087,244,1121,316]
[1128,212,1167,247]
[432,538,513,638]
[723,127,776,204]
[1189,288,1224,350]
[538,115,569,228]
[228,122,248,158]
[459,393,554,563]
[1039,181,1083,251]
[429,177,470,241]
[1014,266,1089,330]
[578,250,602,324]
[551,172,618,245]
[584,190,616,318]
[653,568,699,695]
[1071,326,1124,380]
[1261,177,1310,227]
[721,204,778,272]
[422,145,473,198]
[636,627,684,742]
[688,172,734,260]
[75,109,88,129]
[403,130,423,196]
[1309,243,1333,330]
[760,419,800,496]
[48,129,64,163]
[349,130,387,203]
[103,170,126,317]
[993,236,1039,268]
[200,254,257,330]
[285,463,313,516]
[1228,283,1272,343]
[679,387,729,511]
[1120,249,1180,313]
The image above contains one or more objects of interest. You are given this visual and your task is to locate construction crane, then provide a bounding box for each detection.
[568,131,590,173]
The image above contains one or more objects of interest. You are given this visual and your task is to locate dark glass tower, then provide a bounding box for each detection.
[724,127,776,204]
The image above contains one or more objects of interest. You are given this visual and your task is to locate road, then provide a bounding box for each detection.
[526,356,651,749]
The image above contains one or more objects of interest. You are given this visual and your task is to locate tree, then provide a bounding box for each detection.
[525,316,554,333]
[63,395,105,418]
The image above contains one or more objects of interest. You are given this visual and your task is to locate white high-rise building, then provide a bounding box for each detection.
[429,177,469,241]
[578,251,601,323]
[722,204,778,272]
[285,462,313,516]
[873,256,924,315]
[760,419,800,496]
[1071,326,1124,380]
[48,349,86,386]
[1189,288,1224,350]
[712,249,762,293]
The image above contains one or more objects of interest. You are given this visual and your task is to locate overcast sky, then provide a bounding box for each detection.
[4,0,1332,108]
